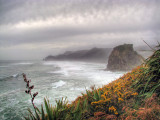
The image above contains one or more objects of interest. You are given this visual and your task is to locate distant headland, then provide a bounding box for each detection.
[44,47,112,63]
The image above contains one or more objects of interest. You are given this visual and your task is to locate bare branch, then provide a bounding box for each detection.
[143,40,155,52]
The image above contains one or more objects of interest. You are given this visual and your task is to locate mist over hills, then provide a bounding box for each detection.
[44,44,155,64]
[44,47,112,63]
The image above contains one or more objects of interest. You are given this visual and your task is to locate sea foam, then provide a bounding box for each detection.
[12,62,33,65]
[70,87,88,91]
[52,80,66,88]
[48,70,69,76]
[0,66,8,68]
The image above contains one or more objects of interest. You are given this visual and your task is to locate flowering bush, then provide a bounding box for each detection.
[23,48,160,120]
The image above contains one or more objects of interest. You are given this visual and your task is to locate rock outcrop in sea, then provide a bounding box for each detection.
[107,44,144,71]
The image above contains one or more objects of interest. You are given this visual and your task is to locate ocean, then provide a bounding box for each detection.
[0,60,125,120]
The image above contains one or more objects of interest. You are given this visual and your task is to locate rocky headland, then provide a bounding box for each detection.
[107,44,144,71]
[44,47,112,63]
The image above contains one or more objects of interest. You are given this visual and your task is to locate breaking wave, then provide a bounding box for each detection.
[52,80,66,88]
[0,73,21,80]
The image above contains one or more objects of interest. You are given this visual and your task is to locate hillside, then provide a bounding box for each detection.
[25,48,160,120]
[44,48,112,63]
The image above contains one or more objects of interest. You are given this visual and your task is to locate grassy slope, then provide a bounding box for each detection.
[25,49,160,120]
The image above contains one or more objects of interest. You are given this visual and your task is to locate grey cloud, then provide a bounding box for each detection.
[0,24,156,47]
[0,0,160,60]
[0,0,159,24]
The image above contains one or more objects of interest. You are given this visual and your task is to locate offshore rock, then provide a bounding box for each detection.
[107,44,144,71]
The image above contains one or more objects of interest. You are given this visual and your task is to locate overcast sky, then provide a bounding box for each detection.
[0,0,160,60]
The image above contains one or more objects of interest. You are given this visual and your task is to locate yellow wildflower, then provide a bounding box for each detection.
[118,98,124,102]
[105,98,111,102]
[132,92,138,96]
[109,106,116,112]
[115,111,118,115]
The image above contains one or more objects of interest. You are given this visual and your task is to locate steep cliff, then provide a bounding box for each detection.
[107,44,144,71]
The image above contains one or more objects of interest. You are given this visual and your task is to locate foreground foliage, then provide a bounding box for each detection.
[25,49,160,120]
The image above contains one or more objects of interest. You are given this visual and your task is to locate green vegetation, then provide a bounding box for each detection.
[24,48,160,120]
[133,49,160,97]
